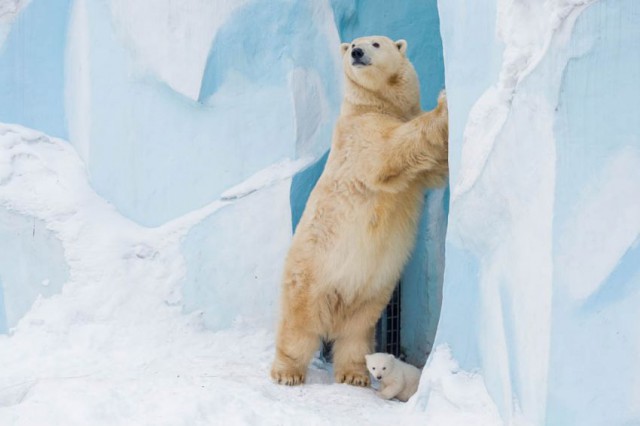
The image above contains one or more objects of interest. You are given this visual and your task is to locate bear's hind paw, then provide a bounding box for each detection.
[335,371,371,387]
[270,367,305,386]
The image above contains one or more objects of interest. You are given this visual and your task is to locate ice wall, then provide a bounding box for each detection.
[431,0,640,425]
[0,0,71,140]
[1,0,343,227]
[0,208,68,333]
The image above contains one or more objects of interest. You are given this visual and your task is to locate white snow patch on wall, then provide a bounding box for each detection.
[558,147,640,301]
[289,68,332,158]
[0,0,30,47]
[108,0,249,100]
[221,157,313,201]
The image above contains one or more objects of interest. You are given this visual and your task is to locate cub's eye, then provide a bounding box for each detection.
[382,367,386,370]
[372,367,376,370]
[351,44,355,48]
[372,42,380,48]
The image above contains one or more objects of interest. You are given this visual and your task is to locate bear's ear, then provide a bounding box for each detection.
[395,39,407,54]
[387,354,396,360]
[340,43,350,55]
[365,354,371,361]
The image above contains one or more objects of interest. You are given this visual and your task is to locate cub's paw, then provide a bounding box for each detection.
[270,366,305,386]
[335,370,371,387]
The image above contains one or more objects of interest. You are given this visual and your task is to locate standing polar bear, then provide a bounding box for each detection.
[271,36,448,386]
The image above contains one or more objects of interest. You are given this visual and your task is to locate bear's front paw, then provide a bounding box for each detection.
[436,90,448,117]
[437,89,447,107]
[270,366,305,386]
[335,370,371,387]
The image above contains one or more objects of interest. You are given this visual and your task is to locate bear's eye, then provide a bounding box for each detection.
[372,367,376,370]
[351,44,355,48]
[382,367,386,370]
[372,42,380,48]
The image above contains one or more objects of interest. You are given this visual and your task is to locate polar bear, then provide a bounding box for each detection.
[365,353,421,402]
[270,36,448,386]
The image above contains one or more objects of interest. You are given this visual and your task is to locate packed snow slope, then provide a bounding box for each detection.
[435,0,640,424]
[0,125,501,425]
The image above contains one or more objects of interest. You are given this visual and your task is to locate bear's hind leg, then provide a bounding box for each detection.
[332,326,374,387]
[271,318,320,386]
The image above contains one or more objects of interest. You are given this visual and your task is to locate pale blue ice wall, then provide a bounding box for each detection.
[548,1,640,423]
[0,0,72,140]
[1,0,344,227]
[434,0,640,425]
[0,208,68,332]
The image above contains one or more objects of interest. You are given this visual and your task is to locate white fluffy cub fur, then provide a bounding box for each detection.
[365,353,421,402]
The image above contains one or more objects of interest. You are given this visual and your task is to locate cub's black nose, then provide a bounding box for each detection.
[351,47,364,59]
[376,375,382,380]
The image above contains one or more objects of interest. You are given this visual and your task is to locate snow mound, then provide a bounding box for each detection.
[408,345,502,426]
[0,124,500,425]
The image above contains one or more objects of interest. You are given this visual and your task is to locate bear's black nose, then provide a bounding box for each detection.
[351,47,364,59]
[376,375,382,380]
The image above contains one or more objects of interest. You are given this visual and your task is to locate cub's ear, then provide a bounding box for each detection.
[365,354,371,361]
[340,43,350,55]
[395,39,407,54]
[387,354,396,360]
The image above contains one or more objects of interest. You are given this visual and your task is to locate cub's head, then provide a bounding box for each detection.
[365,353,396,381]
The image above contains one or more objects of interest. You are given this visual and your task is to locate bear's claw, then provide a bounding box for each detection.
[335,371,371,387]
[271,368,305,386]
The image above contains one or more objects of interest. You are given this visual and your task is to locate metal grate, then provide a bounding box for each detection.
[321,281,402,362]
[375,282,402,357]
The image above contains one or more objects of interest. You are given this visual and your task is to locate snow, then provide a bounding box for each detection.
[0,124,499,425]
[108,0,248,100]
[220,158,313,201]
[409,346,503,426]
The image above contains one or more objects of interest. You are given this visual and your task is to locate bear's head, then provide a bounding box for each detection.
[365,352,396,381]
[340,36,420,116]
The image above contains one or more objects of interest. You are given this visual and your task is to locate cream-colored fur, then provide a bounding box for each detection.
[271,36,448,386]
[366,353,421,402]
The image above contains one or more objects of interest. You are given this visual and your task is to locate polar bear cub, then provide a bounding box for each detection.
[365,353,421,402]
